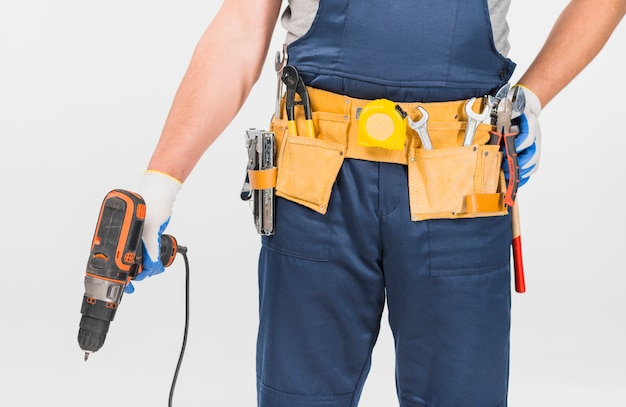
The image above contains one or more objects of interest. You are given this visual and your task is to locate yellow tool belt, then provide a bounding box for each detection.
[267,86,508,221]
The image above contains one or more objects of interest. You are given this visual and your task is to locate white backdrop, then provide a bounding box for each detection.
[1,1,624,406]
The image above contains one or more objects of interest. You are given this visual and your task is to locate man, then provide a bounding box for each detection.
[127,1,625,406]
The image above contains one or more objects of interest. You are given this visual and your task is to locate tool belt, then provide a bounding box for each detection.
[265,86,508,221]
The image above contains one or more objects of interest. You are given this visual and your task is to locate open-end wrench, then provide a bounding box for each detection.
[274,44,287,119]
[407,106,433,150]
[463,97,491,146]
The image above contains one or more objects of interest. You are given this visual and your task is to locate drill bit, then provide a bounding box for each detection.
[84,352,90,362]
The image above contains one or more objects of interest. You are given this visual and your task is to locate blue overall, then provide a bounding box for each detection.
[257,1,516,406]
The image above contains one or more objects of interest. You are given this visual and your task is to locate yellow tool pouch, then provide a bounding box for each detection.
[407,142,506,221]
[270,87,507,220]
[270,110,347,214]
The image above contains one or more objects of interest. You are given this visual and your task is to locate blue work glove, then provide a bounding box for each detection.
[503,85,542,187]
[125,170,182,294]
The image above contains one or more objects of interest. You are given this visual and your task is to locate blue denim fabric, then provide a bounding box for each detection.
[257,159,511,407]
[287,0,515,102]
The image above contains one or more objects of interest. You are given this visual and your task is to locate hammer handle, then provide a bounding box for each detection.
[511,203,526,293]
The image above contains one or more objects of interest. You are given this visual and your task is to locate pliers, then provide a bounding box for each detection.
[491,97,519,207]
[281,65,315,138]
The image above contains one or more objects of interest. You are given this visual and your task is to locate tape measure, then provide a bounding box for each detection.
[358,99,408,150]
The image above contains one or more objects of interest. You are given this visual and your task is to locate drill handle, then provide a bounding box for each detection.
[160,234,187,268]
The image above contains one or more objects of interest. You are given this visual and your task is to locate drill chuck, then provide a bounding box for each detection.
[78,316,110,360]
[78,189,183,360]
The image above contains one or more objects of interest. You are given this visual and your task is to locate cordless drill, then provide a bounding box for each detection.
[77,189,185,361]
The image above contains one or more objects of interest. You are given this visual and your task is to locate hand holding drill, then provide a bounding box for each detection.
[78,175,185,360]
[125,171,182,293]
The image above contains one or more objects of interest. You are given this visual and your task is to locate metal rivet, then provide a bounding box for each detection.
[344,115,349,120]
[472,146,477,151]
[410,156,415,162]
[320,205,326,211]
[411,215,418,221]
[339,151,344,156]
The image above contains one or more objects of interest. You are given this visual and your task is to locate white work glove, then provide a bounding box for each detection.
[125,170,182,294]
[504,85,542,187]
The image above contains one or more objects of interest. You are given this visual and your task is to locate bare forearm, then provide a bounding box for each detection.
[147,0,282,182]
[518,0,625,107]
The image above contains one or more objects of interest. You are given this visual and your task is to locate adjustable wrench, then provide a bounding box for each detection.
[463,97,491,146]
[407,107,433,150]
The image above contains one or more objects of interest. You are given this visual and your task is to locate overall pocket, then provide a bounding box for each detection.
[407,124,506,221]
[270,111,348,214]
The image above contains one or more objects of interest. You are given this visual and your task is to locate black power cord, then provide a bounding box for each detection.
[169,249,190,407]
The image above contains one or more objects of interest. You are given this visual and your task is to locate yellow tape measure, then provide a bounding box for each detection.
[358,99,407,150]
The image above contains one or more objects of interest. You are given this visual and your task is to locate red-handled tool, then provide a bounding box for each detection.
[492,97,520,207]
[490,89,526,293]
[502,132,520,207]
[511,203,526,293]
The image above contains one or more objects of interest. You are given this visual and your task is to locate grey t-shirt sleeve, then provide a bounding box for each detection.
[488,0,511,56]
[280,0,320,44]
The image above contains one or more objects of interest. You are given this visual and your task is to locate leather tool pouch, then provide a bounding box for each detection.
[269,111,347,214]
[407,123,507,221]
[269,87,507,221]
